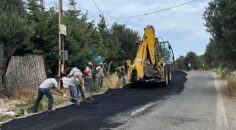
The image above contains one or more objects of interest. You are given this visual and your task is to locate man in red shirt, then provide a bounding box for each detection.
[83,62,93,93]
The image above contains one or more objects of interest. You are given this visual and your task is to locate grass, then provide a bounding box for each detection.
[0,114,12,122]
[2,88,70,118]
[224,72,236,98]
[102,73,127,89]
[214,68,236,99]
[11,88,36,99]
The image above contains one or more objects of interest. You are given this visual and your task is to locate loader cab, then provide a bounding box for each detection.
[159,41,175,64]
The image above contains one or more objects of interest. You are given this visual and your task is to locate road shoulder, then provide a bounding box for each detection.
[213,72,236,129]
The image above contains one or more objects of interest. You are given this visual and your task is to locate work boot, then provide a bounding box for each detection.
[82,97,85,101]
[70,98,75,103]
[32,108,38,113]
[33,110,38,113]
[74,101,80,105]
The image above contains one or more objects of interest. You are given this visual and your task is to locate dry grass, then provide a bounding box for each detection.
[214,69,236,99]
[11,88,36,99]
[0,88,72,123]
[3,88,71,117]
[102,73,127,90]
[224,72,236,99]
[0,114,12,122]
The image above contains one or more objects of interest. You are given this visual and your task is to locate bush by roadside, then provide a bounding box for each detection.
[214,68,236,99]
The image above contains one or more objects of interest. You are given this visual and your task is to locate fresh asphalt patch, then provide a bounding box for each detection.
[1,71,187,130]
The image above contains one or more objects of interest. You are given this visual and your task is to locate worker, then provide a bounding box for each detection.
[116,65,126,84]
[67,66,85,104]
[33,75,66,112]
[95,63,104,88]
[188,62,192,72]
[83,62,93,93]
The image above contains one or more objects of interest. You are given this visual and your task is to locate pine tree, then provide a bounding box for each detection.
[0,0,33,95]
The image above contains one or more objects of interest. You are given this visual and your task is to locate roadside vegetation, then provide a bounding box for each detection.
[175,0,236,99]
[175,51,206,71]
[203,0,236,98]
[214,69,236,99]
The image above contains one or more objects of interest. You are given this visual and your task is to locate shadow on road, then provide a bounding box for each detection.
[1,71,187,130]
[127,71,187,90]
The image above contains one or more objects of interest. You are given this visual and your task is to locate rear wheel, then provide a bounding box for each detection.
[129,83,136,88]
[161,66,169,86]
[168,67,172,83]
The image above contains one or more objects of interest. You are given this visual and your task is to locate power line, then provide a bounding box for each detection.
[92,0,110,25]
[92,0,104,16]
[116,0,196,19]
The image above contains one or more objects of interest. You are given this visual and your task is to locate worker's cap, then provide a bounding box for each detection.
[88,62,93,66]
[54,75,60,80]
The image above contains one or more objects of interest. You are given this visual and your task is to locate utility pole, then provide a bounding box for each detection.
[58,0,66,80]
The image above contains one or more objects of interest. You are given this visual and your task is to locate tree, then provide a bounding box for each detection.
[175,56,185,70]
[111,23,140,60]
[204,39,220,68]
[22,0,60,76]
[97,22,140,70]
[175,52,204,70]
[0,0,33,95]
[203,0,236,69]
[184,52,201,70]
[64,9,103,70]
[96,17,125,70]
[1,0,142,81]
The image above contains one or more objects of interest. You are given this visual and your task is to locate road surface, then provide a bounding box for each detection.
[1,71,236,130]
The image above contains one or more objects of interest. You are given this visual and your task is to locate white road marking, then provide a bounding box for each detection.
[213,73,229,130]
[131,102,155,116]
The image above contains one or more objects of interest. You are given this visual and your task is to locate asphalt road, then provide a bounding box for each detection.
[116,71,236,130]
[1,71,236,130]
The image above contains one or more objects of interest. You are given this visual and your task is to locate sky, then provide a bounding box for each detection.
[45,0,211,58]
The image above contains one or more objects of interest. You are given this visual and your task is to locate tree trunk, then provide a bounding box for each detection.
[0,43,3,89]
[5,55,47,96]
[0,43,9,98]
[0,43,4,92]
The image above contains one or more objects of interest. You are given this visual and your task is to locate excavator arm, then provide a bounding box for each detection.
[144,25,157,65]
[128,25,161,81]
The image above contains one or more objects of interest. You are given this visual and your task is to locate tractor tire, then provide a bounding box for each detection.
[168,66,172,83]
[161,66,169,86]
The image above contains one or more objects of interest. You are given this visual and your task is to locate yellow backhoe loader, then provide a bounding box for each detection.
[127,25,174,86]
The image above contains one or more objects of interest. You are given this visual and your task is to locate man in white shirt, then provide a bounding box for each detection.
[188,62,192,71]
[66,66,85,104]
[33,75,65,112]
[116,65,126,84]
[96,63,104,88]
